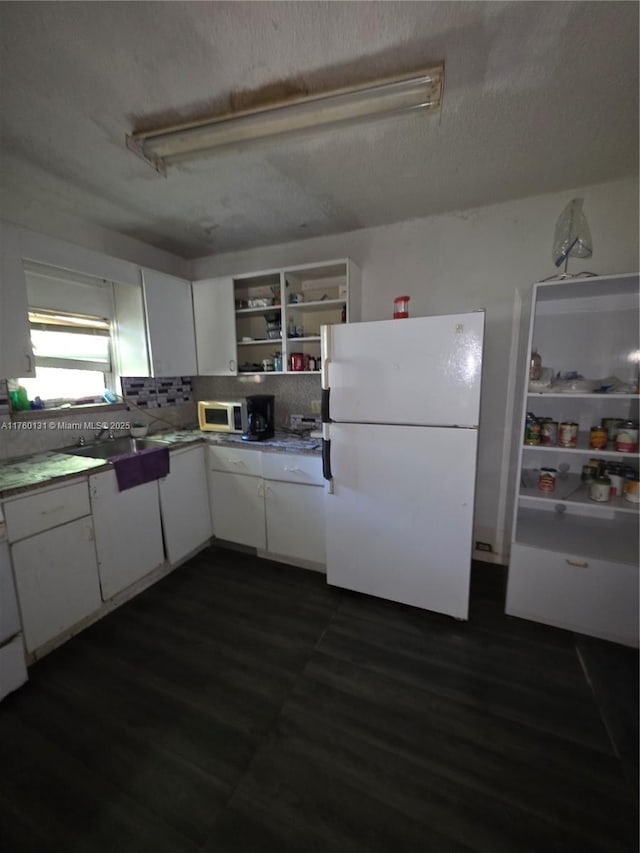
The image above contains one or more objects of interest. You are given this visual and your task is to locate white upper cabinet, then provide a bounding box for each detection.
[0,223,35,379]
[192,276,237,375]
[141,268,198,377]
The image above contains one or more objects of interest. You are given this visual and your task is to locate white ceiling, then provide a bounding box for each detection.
[1,1,638,260]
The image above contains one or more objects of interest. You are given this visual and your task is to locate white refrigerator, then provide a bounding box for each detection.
[321,311,484,619]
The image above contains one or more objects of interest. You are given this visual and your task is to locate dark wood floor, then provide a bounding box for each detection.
[1,546,637,853]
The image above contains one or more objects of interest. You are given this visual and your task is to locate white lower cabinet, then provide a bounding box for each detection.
[208,470,267,549]
[90,470,164,600]
[158,445,212,564]
[0,539,28,699]
[261,451,326,566]
[3,479,101,658]
[207,445,325,567]
[264,480,326,565]
[507,543,639,646]
[12,516,101,654]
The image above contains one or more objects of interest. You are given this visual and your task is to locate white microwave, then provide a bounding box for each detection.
[198,399,246,433]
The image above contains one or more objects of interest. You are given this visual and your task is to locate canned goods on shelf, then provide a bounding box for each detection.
[606,466,625,497]
[558,422,578,448]
[581,464,598,482]
[524,412,541,445]
[590,476,612,503]
[589,458,608,477]
[623,474,639,504]
[537,468,557,492]
[589,426,608,450]
[540,419,558,446]
[601,417,623,442]
[615,421,639,453]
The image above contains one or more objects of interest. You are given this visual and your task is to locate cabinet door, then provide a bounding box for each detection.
[90,470,164,600]
[112,280,150,377]
[0,540,21,641]
[11,516,101,654]
[0,222,35,379]
[264,481,325,566]
[208,470,265,549]
[192,276,237,375]
[142,268,197,377]
[159,446,212,564]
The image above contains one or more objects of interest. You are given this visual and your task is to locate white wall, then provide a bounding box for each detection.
[191,175,640,563]
[1,214,189,280]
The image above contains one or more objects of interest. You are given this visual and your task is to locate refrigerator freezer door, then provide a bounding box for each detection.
[326,312,484,427]
[325,423,478,619]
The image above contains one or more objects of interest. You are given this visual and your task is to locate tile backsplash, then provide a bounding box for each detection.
[192,374,322,429]
[121,376,194,408]
[0,373,319,460]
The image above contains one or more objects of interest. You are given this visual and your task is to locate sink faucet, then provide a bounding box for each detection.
[94,427,114,442]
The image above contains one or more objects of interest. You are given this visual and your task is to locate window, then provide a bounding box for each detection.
[18,310,113,406]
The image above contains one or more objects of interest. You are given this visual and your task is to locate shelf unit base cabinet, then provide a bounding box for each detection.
[509,273,639,647]
[506,543,638,647]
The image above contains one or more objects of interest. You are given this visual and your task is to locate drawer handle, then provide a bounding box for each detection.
[284,466,305,475]
[566,559,589,568]
[41,505,65,515]
[229,460,246,467]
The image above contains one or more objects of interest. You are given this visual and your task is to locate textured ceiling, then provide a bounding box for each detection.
[1,1,638,259]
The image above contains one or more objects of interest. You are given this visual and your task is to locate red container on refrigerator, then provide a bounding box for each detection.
[393,296,410,319]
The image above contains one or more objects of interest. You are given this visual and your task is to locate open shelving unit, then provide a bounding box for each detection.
[506,272,639,647]
[232,259,360,374]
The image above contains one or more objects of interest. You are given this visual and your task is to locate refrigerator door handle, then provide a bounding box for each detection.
[320,324,331,390]
[321,388,331,424]
[322,438,332,482]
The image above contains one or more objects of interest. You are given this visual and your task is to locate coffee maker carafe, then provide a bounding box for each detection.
[242,394,275,441]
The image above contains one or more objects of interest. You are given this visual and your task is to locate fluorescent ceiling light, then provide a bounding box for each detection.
[127,65,443,174]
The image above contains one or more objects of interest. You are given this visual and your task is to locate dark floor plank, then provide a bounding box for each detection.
[317,613,610,751]
[0,711,200,853]
[0,548,636,853]
[279,659,636,851]
[3,676,227,846]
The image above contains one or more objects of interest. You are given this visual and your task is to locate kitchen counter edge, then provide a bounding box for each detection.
[0,431,321,499]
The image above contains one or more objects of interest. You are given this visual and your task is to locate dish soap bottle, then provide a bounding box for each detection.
[9,384,30,411]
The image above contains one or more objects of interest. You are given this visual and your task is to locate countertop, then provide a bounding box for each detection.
[0,429,321,499]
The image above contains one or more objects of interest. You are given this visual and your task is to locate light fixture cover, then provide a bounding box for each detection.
[127,65,444,173]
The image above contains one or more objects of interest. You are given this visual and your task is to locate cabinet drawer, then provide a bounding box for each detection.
[3,479,91,543]
[208,444,262,476]
[261,452,323,486]
[506,543,638,647]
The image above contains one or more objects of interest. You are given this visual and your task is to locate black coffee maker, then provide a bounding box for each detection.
[242,394,275,441]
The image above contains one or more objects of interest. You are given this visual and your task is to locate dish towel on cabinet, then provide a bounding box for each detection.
[111,446,170,491]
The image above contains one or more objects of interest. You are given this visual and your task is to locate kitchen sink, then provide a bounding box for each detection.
[62,436,169,460]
